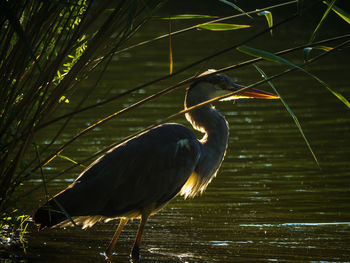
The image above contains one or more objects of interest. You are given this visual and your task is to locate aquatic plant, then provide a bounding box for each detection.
[0,0,164,249]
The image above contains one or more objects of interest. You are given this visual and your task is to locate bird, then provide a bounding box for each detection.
[33,69,278,260]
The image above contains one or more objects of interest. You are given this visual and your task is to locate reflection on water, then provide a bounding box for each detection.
[4,5,349,263]
[148,248,203,262]
[241,222,350,227]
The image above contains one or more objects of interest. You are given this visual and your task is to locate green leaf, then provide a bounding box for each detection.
[218,0,252,19]
[59,96,70,104]
[237,45,350,108]
[57,154,85,167]
[303,46,334,61]
[158,14,218,20]
[197,23,250,31]
[324,85,350,107]
[257,10,273,36]
[0,0,41,72]
[309,0,336,44]
[323,1,350,24]
[237,45,301,69]
[253,64,320,167]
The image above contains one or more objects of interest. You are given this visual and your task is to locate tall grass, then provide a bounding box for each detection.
[0,0,163,234]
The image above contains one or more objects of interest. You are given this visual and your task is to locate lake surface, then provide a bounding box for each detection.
[4,4,350,262]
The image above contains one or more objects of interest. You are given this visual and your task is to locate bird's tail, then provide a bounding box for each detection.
[33,198,67,229]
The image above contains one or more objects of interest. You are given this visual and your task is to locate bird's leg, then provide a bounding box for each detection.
[105,217,128,256]
[130,211,151,260]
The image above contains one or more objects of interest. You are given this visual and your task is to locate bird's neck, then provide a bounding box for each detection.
[185,92,229,178]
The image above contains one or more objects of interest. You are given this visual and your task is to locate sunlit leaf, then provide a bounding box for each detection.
[237,45,300,69]
[59,96,69,103]
[197,23,250,31]
[253,64,320,167]
[258,10,273,36]
[218,0,252,18]
[323,1,350,24]
[237,45,350,108]
[158,14,218,20]
[303,45,334,61]
[309,0,336,43]
[324,85,350,108]
[57,154,86,168]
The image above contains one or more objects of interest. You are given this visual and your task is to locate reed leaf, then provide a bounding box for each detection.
[218,0,252,18]
[309,0,336,44]
[303,45,333,61]
[258,10,273,36]
[33,143,50,204]
[237,45,350,108]
[0,0,164,216]
[0,0,41,72]
[52,198,80,230]
[113,1,297,56]
[57,154,86,168]
[253,64,320,167]
[323,1,350,24]
[197,23,251,31]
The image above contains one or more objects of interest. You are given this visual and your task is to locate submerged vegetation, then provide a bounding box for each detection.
[0,0,349,258]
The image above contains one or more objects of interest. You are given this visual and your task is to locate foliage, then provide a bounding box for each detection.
[0,210,29,250]
[0,0,163,249]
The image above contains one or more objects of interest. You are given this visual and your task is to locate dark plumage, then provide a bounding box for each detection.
[34,124,201,228]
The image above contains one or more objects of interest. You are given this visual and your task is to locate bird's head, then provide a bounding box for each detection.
[189,69,279,102]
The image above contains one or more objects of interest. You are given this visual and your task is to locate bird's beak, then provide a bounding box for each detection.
[221,82,279,101]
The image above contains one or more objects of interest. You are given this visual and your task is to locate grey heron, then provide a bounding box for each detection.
[34,69,278,259]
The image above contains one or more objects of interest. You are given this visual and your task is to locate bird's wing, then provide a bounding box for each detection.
[54,124,201,217]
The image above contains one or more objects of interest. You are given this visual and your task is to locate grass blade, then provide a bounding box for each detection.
[303,45,334,61]
[52,198,80,230]
[323,0,350,24]
[258,10,273,36]
[218,0,253,18]
[57,154,86,168]
[237,45,350,108]
[253,64,320,167]
[0,0,41,72]
[309,0,336,43]
[197,23,250,31]
[237,45,302,68]
[33,144,50,203]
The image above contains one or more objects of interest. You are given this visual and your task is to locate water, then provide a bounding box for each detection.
[4,7,350,262]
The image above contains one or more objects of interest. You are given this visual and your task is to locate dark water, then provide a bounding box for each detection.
[6,7,350,263]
